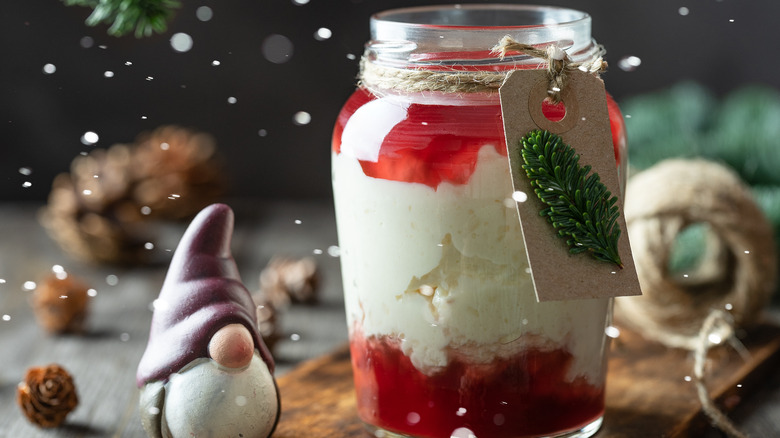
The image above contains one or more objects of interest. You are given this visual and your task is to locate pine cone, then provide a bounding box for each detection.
[258,256,320,308]
[17,364,79,428]
[32,273,90,334]
[39,126,224,264]
[131,125,224,220]
[39,145,151,264]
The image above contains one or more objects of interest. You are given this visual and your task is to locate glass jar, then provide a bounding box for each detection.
[331,5,627,438]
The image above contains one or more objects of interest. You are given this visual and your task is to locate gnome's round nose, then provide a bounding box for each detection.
[209,323,254,368]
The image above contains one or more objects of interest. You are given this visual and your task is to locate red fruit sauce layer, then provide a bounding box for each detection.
[332,88,626,190]
[350,332,604,438]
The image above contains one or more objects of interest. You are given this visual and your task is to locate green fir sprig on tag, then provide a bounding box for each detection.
[62,0,180,38]
[520,129,623,269]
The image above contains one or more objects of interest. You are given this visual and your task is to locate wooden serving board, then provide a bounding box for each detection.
[272,322,780,438]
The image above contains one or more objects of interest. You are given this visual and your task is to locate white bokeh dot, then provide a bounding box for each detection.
[81,131,99,145]
[450,427,477,438]
[314,27,332,41]
[262,34,294,64]
[43,63,56,74]
[171,33,194,52]
[293,111,312,125]
[152,298,170,311]
[511,191,528,202]
[196,6,214,21]
[618,55,642,72]
[80,36,94,48]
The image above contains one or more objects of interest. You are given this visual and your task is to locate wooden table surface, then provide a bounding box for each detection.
[1,201,779,438]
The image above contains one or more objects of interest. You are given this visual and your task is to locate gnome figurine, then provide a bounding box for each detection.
[136,204,280,438]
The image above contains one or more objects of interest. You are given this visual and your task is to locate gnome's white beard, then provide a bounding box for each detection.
[141,352,278,438]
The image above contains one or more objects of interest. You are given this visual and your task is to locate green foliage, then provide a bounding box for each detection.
[621,82,716,170]
[708,87,780,186]
[62,0,181,38]
[667,223,709,276]
[520,130,623,268]
[623,82,780,186]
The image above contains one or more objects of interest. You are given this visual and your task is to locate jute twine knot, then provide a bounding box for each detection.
[490,35,607,103]
[693,310,750,438]
[358,35,607,101]
[618,158,777,438]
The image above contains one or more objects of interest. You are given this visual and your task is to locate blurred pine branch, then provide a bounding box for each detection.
[62,0,181,37]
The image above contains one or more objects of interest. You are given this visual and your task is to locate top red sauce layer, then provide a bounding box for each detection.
[333,88,625,190]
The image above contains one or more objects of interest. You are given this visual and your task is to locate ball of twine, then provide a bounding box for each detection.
[616,158,777,350]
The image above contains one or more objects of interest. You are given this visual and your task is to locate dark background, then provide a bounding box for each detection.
[3,0,779,202]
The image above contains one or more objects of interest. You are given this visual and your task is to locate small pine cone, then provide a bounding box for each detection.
[32,274,90,334]
[131,125,224,220]
[254,297,281,352]
[259,256,320,308]
[17,364,79,428]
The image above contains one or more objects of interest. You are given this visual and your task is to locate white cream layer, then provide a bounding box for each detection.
[332,145,611,382]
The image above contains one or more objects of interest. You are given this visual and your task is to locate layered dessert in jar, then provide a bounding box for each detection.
[332,86,626,438]
[331,5,628,437]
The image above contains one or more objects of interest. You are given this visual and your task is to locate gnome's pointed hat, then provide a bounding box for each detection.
[137,204,274,387]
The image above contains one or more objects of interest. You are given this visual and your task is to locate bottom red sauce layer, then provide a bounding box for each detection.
[350,333,605,438]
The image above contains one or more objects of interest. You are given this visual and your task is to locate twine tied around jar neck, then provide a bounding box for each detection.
[358,35,608,103]
[492,36,607,103]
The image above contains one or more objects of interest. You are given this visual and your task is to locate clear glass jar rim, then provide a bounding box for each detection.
[372,4,590,30]
[363,3,599,93]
